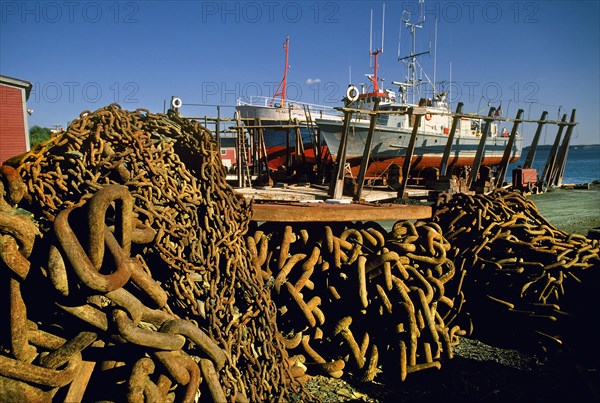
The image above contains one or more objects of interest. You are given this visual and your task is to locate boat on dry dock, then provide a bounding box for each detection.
[315,5,521,183]
[235,36,342,172]
[316,92,521,181]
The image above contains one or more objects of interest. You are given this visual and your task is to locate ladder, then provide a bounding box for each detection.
[234,112,253,188]
[303,105,321,165]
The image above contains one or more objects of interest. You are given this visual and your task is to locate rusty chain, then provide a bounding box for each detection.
[5,103,597,400]
[432,189,600,355]
[246,219,465,383]
[2,105,300,402]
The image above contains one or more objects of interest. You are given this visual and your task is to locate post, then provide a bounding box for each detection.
[467,107,495,190]
[235,112,243,188]
[495,109,524,188]
[522,111,548,169]
[303,105,321,169]
[250,119,257,176]
[539,114,567,190]
[439,102,463,177]
[294,118,306,164]
[328,110,353,199]
[354,99,381,202]
[256,118,270,176]
[551,109,576,187]
[216,106,221,149]
[286,111,292,170]
[398,107,425,199]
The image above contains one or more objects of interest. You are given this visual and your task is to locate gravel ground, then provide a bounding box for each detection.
[297,336,599,402]
[295,184,600,403]
[528,183,600,236]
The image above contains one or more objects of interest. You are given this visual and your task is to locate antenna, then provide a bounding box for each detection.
[369,9,373,60]
[397,15,402,59]
[449,61,452,110]
[433,18,437,96]
[381,3,385,52]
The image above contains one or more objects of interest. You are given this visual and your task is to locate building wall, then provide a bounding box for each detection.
[0,84,29,164]
[220,147,236,168]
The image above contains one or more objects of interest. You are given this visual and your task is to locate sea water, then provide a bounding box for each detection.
[507,145,600,185]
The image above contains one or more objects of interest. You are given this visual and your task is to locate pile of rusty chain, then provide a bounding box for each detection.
[246,219,465,383]
[5,105,297,401]
[1,176,227,401]
[432,190,600,354]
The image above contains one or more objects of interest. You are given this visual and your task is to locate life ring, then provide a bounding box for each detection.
[425,113,432,121]
[171,97,182,109]
[346,85,359,102]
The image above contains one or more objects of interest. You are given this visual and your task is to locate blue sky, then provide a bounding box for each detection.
[1,0,599,145]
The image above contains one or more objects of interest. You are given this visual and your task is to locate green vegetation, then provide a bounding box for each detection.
[29,125,51,146]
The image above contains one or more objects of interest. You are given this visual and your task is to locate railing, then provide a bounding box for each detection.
[236,96,342,119]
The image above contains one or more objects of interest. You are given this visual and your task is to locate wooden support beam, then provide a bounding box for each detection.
[523,111,548,169]
[286,113,292,169]
[540,114,567,190]
[495,109,524,188]
[354,99,381,202]
[468,107,496,190]
[294,118,306,164]
[551,109,577,187]
[251,202,432,222]
[439,102,463,177]
[328,110,353,199]
[229,124,302,129]
[256,118,270,176]
[235,112,244,188]
[398,107,426,199]
[215,106,221,153]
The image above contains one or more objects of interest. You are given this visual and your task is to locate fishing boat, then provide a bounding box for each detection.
[315,5,521,185]
[235,36,341,174]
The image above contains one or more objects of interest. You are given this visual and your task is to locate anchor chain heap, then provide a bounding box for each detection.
[3,105,297,401]
[432,190,600,356]
[1,179,225,401]
[246,219,465,383]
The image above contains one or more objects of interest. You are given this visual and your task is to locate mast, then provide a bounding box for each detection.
[433,17,437,97]
[398,0,432,104]
[449,61,452,110]
[368,4,385,93]
[270,36,289,107]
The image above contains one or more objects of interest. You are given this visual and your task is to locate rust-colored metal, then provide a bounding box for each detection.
[432,189,600,353]
[0,105,299,402]
[4,104,596,400]
[249,218,462,382]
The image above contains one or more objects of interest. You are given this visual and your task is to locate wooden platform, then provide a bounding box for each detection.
[235,184,430,203]
[251,201,432,222]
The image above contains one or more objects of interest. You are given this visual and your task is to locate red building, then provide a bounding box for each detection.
[219,136,237,170]
[1,75,32,164]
